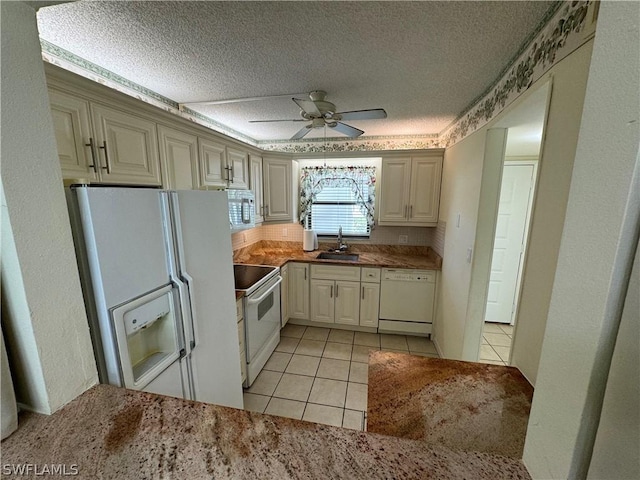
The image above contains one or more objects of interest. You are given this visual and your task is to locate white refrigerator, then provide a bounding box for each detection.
[67,186,243,409]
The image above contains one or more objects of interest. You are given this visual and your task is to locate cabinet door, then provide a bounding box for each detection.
[288,263,309,320]
[227,147,249,190]
[263,158,293,222]
[91,104,161,185]
[249,155,264,223]
[334,281,360,326]
[360,282,380,328]
[378,157,411,223]
[49,90,98,181]
[158,125,199,189]
[310,279,335,324]
[280,264,289,327]
[198,137,227,188]
[409,156,443,225]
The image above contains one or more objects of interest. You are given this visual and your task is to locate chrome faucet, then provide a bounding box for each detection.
[336,226,348,251]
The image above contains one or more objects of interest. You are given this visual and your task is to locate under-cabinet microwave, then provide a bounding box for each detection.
[228,190,255,231]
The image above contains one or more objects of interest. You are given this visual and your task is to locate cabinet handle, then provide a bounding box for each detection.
[85,138,98,173]
[304,267,307,280]
[361,286,365,300]
[229,164,234,183]
[404,205,408,219]
[410,205,413,218]
[330,285,333,298]
[99,141,111,174]
[336,284,339,297]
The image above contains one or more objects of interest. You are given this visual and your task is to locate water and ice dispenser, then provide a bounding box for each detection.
[111,285,182,390]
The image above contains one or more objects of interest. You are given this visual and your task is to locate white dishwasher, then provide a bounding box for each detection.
[379,269,436,336]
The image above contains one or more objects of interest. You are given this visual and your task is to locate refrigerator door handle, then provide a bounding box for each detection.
[165,191,198,351]
[174,273,197,351]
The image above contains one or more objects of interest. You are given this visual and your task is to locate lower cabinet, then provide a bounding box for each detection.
[308,264,369,327]
[288,263,309,320]
[360,282,380,328]
[280,264,289,327]
[310,279,361,325]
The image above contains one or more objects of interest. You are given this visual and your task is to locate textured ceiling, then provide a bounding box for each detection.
[37,1,556,143]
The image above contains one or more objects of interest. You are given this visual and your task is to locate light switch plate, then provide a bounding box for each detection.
[398,234,408,244]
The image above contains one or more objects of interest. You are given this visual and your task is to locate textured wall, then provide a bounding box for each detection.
[0,1,98,414]
[523,1,640,477]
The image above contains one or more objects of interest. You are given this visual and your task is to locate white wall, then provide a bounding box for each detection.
[587,241,639,480]
[523,1,640,477]
[435,39,593,364]
[0,1,98,414]
[510,40,594,385]
[433,130,485,358]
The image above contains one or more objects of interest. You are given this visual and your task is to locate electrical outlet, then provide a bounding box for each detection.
[466,247,473,263]
[282,228,288,237]
[398,234,408,244]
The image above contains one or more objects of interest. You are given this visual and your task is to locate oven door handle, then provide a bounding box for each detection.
[246,276,282,305]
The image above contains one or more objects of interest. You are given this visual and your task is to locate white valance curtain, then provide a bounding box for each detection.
[299,166,376,229]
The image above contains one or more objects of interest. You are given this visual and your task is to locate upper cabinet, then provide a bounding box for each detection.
[49,90,97,181]
[158,125,199,190]
[90,104,161,185]
[378,154,443,226]
[263,157,298,223]
[249,155,264,223]
[50,88,161,185]
[198,136,249,190]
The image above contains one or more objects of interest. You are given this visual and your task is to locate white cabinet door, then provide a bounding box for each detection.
[288,263,309,320]
[227,147,249,189]
[49,89,98,181]
[408,156,442,224]
[335,281,360,326]
[310,279,335,324]
[263,157,293,222]
[91,104,161,185]
[158,125,199,189]
[198,137,227,188]
[379,155,443,226]
[378,157,411,223]
[249,155,264,223]
[360,282,380,328]
[280,264,289,327]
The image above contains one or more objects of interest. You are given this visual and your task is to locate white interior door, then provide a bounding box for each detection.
[485,163,536,324]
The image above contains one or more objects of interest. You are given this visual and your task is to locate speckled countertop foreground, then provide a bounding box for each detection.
[233,240,443,270]
[368,352,534,459]
[1,384,531,479]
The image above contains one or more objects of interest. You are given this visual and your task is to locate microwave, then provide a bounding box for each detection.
[228,190,255,231]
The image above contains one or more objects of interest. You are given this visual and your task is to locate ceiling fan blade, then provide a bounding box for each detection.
[248,119,305,123]
[292,97,321,116]
[337,109,387,121]
[291,125,312,140]
[330,122,364,138]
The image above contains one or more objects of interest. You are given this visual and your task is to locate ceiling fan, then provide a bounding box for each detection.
[249,90,387,140]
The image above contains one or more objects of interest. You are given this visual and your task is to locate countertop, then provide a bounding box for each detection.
[233,241,442,270]
[1,384,531,479]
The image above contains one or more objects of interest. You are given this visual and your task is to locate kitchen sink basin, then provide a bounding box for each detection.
[316,252,360,262]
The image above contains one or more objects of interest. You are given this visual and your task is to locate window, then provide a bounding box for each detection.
[299,166,376,237]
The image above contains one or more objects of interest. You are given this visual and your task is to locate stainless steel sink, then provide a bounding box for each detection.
[316,252,360,262]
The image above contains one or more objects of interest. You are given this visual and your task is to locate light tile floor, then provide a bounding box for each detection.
[243,324,440,431]
[479,322,514,366]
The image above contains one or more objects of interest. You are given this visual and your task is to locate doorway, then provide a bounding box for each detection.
[481,159,537,365]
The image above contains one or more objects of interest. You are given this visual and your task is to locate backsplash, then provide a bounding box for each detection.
[231,223,441,251]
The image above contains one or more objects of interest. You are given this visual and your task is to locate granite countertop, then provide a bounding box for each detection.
[1,384,531,479]
[233,240,442,270]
